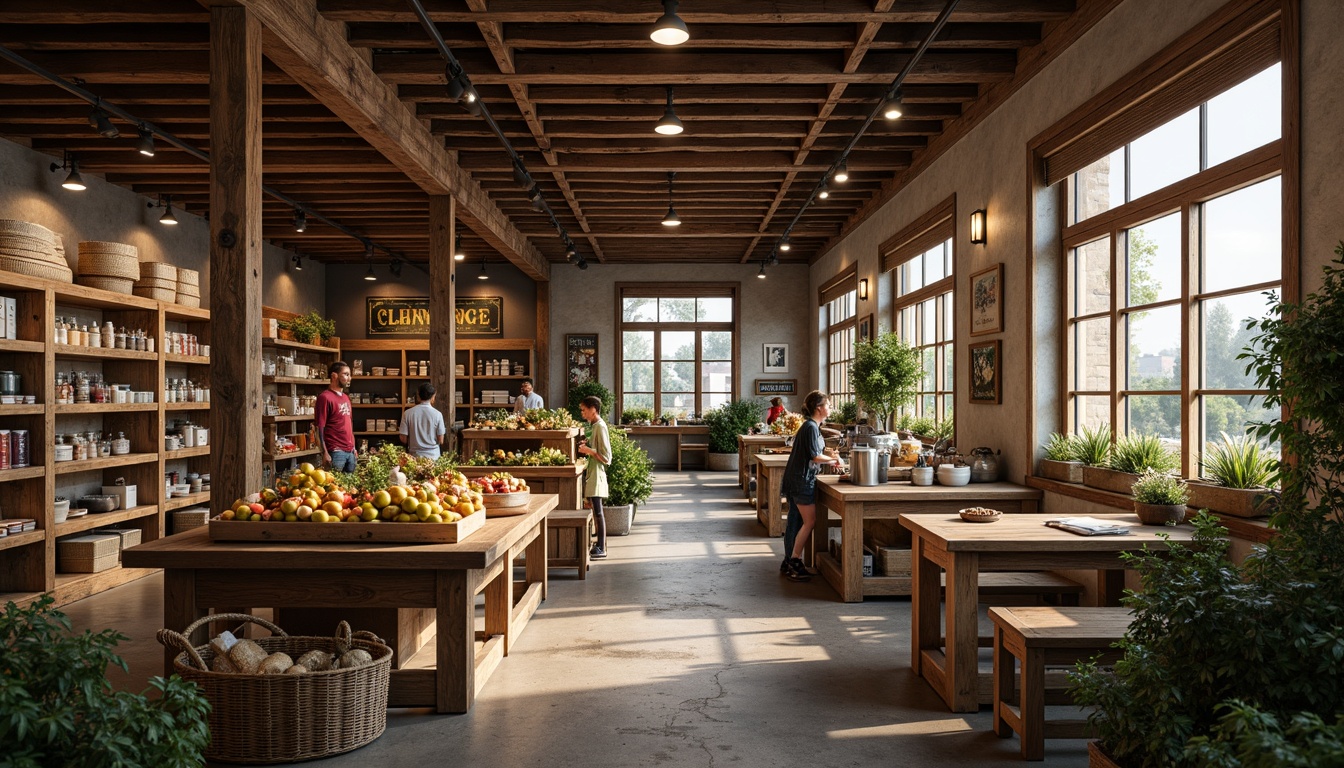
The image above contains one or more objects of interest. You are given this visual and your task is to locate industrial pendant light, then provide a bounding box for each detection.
[757,262,767,279]
[50,153,86,191]
[834,159,849,183]
[654,86,683,136]
[650,0,689,46]
[881,89,904,120]
[364,243,377,281]
[778,234,791,252]
[292,254,303,271]
[477,254,489,280]
[454,232,465,261]
[294,209,307,233]
[135,127,155,157]
[364,264,377,281]
[818,179,830,200]
[88,103,118,139]
[661,171,681,226]
[158,196,178,225]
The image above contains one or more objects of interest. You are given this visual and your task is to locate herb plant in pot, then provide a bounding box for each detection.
[1039,432,1085,483]
[1130,469,1189,525]
[849,332,921,433]
[702,397,765,472]
[604,429,654,535]
[1083,432,1177,495]
[1187,431,1278,518]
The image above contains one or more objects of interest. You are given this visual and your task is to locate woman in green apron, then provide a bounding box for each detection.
[577,395,612,558]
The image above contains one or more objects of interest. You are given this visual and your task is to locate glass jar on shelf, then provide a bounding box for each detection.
[112,431,130,455]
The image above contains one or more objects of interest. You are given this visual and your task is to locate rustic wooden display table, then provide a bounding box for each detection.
[458,427,581,462]
[621,425,710,469]
[752,453,792,537]
[123,494,558,714]
[738,434,787,490]
[810,477,1042,602]
[900,513,1193,713]
[460,464,583,510]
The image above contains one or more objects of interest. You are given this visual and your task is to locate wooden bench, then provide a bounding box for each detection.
[546,509,593,579]
[943,572,1085,606]
[990,606,1132,760]
[677,442,708,471]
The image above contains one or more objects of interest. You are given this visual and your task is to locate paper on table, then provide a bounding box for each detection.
[1045,516,1133,536]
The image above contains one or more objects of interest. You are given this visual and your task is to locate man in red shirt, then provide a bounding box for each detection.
[315,361,355,472]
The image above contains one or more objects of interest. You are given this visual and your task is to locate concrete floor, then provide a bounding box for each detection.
[62,471,1090,767]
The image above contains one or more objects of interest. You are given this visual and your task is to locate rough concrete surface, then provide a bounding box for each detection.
[63,472,1088,767]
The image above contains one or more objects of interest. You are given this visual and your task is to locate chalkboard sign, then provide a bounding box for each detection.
[566,333,598,386]
[365,296,504,337]
[755,379,797,396]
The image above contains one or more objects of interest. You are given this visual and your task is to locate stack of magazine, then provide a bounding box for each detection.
[1044,517,1132,536]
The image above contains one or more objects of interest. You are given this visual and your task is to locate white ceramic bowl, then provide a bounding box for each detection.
[937,465,971,486]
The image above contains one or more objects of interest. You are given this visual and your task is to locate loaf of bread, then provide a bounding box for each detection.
[295,650,334,672]
[283,664,309,675]
[337,649,373,669]
[258,652,294,675]
[226,639,268,674]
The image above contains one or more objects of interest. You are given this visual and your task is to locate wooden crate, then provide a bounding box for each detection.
[208,508,484,543]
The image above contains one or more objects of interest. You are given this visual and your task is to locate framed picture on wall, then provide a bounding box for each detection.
[970,263,1004,336]
[763,343,789,373]
[969,339,1002,404]
[857,314,874,343]
[566,334,598,386]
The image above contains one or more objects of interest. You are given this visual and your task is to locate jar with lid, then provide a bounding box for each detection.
[54,317,67,345]
[99,435,111,457]
[68,323,81,346]
[103,321,115,348]
[115,328,127,349]
[88,324,102,348]
[112,432,130,455]
[71,434,86,461]
[74,371,90,404]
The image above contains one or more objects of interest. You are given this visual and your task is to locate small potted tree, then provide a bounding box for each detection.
[1083,432,1177,495]
[1187,431,1279,518]
[1039,431,1085,483]
[604,429,654,535]
[567,380,614,422]
[849,333,921,432]
[1130,468,1189,525]
[702,397,765,471]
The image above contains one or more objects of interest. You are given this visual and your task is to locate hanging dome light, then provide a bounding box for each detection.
[454,232,465,261]
[661,171,681,226]
[654,86,684,135]
[158,196,179,225]
[650,0,689,46]
[881,89,904,120]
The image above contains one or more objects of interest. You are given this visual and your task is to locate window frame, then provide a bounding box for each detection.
[615,282,740,419]
[818,266,858,408]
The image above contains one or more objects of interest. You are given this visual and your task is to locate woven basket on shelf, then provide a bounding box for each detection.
[158,614,392,765]
[177,267,199,286]
[77,250,140,281]
[133,286,177,301]
[140,261,177,281]
[176,292,201,308]
[77,275,134,294]
[176,280,201,296]
[0,219,59,241]
[0,255,73,282]
[171,508,209,534]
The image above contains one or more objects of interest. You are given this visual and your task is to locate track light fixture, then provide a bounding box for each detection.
[49,152,86,191]
[818,179,829,200]
[454,232,465,261]
[881,89,904,120]
[661,171,681,226]
[834,159,849,183]
[768,249,780,267]
[88,103,118,139]
[364,263,377,281]
[757,262,767,279]
[778,235,791,252]
[149,195,179,225]
[135,127,155,157]
[575,255,589,270]
[650,0,690,46]
[655,86,684,136]
[292,254,303,271]
[294,209,307,233]
[565,242,578,262]
[529,185,545,211]
[444,63,466,102]
[477,254,489,280]
[390,260,403,278]
[512,159,532,189]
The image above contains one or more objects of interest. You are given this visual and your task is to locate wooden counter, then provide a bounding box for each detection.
[460,464,584,509]
[810,478,1042,602]
[738,434,787,490]
[752,453,792,537]
[459,427,580,462]
[123,494,558,714]
[620,424,710,470]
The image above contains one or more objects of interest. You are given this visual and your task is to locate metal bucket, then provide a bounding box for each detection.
[849,447,880,486]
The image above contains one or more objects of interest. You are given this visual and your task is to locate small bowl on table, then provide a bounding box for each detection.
[958,507,1002,523]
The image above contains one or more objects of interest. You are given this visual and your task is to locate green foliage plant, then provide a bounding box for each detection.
[703,397,766,453]
[1109,433,1179,474]
[567,380,614,422]
[832,400,859,426]
[606,429,654,507]
[1076,424,1113,466]
[1201,431,1276,489]
[1130,468,1189,505]
[907,416,936,438]
[931,415,955,442]
[0,596,211,768]
[849,332,922,431]
[1185,703,1344,766]
[1043,432,1084,462]
[281,309,336,345]
[620,407,654,425]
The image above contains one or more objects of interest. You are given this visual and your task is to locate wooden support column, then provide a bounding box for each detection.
[429,196,456,448]
[536,280,549,402]
[209,6,264,507]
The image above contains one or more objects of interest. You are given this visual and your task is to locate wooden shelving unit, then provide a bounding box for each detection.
[261,330,340,480]
[0,269,213,608]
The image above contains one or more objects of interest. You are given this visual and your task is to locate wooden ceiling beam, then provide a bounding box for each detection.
[0,83,317,105]
[0,2,207,23]
[0,24,211,51]
[457,152,911,174]
[401,83,981,105]
[0,51,292,85]
[231,0,549,281]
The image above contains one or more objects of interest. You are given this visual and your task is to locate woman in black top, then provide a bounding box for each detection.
[780,390,840,582]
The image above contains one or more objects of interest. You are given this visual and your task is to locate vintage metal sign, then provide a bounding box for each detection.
[365,296,503,337]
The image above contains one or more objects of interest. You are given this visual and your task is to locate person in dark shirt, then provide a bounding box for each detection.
[780,390,840,582]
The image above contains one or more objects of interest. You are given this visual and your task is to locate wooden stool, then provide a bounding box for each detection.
[990,606,1132,760]
[678,442,708,471]
[942,572,1085,606]
[546,509,594,579]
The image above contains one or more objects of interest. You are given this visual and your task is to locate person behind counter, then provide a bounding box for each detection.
[315,361,356,472]
[513,377,544,412]
[766,397,786,425]
[779,390,840,582]
[399,383,446,459]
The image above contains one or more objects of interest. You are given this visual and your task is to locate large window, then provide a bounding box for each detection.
[1062,63,1282,476]
[820,269,857,408]
[618,284,737,419]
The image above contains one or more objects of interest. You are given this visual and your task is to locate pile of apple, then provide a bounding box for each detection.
[220,463,485,524]
[471,471,529,495]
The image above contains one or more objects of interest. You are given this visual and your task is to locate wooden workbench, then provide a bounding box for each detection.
[752,453,792,536]
[738,434,787,490]
[621,424,710,469]
[809,478,1042,602]
[123,494,558,714]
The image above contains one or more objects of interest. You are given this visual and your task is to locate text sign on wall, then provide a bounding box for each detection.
[755,379,798,396]
[365,296,504,337]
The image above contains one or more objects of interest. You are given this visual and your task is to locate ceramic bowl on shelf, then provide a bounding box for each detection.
[78,495,119,513]
[937,465,971,486]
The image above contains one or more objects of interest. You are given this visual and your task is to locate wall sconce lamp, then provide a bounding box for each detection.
[858,278,869,301]
[970,208,987,245]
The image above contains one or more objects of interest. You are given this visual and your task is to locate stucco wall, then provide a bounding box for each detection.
[547,262,811,410]
[809,0,1337,491]
[0,137,326,314]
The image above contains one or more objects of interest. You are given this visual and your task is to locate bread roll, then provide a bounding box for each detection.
[337,649,373,669]
[284,664,309,675]
[226,639,267,674]
[295,650,334,672]
[258,652,294,675]
[211,654,239,673]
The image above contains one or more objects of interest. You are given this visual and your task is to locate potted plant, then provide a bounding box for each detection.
[658,410,680,426]
[1083,432,1177,495]
[1187,431,1278,518]
[849,332,922,432]
[702,397,765,471]
[282,309,337,346]
[0,596,212,766]
[566,380,614,422]
[620,407,654,426]
[831,400,859,427]
[1039,431,1085,483]
[1130,468,1188,525]
[604,429,654,535]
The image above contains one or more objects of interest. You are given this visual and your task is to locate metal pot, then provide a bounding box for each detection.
[78,494,120,513]
[849,447,880,486]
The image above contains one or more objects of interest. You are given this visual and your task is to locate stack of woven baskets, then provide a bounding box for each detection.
[0,219,73,283]
[176,267,200,307]
[134,261,178,301]
[76,241,139,294]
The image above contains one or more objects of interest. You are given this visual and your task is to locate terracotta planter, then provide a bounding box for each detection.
[1186,481,1278,518]
[1088,742,1124,768]
[1039,459,1084,483]
[277,328,295,341]
[1134,501,1187,525]
[1082,466,1142,495]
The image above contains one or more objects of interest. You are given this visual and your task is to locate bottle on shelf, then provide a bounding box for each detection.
[112,432,130,455]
